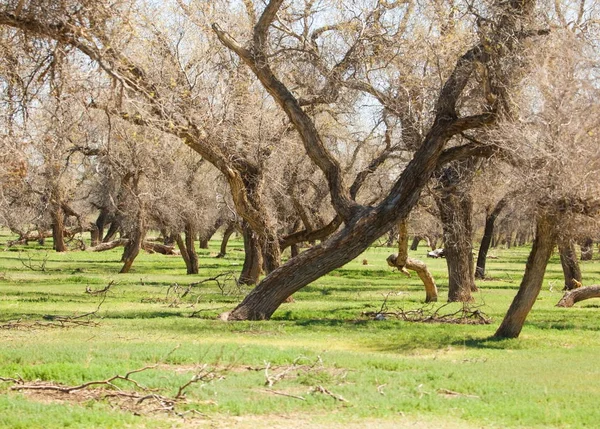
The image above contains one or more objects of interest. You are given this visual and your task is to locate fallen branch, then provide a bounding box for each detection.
[11,365,158,393]
[311,385,348,403]
[85,280,115,295]
[557,285,600,307]
[363,302,492,324]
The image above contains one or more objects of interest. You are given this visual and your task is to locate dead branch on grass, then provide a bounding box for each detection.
[264,355,323,387]
[17,251,49,272]
[363,302,492,324]
[311,385,348,403]
[85,280,115,295]
[2,347,224,417]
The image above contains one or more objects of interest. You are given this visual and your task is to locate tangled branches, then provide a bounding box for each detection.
[363,297,492,325]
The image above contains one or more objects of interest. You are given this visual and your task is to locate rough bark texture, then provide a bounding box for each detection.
[436,165,477,301]
[239,222,263,285]
[558,238,582,290]
[476,198,507,279]
[88,239,128,252]
[494,215,557,338]
[50,208,66,252]
[557,285,600,307]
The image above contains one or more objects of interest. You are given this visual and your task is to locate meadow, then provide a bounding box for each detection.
[1,231,599,428]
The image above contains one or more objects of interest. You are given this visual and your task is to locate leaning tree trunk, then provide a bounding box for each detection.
[387,220,438,302]
[494,215,558,339]
[476,198,507,279]
[217,222,236,258]
[239,222,263,285]
[558,238,582,290]
[557,285,600,307]
[50,207,66,252]
[410,236,421,251]
[580,237,593,261]
[120,207,146,274]
[436,167,477,302]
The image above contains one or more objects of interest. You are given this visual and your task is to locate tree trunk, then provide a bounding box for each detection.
[557,285,600,307]
[436,168,477,302]
[120,206,146,274]
[387,220,438,302]
[558,238,582,290]
[88,238,128,252]
[89,224,101,247]
[95,208,109,245]
[239,222,263,285]
[217,223,236,258]
[410,236,421,251]
[50,208,66,252]
[103,220,120,243]
[185,223,199,274]
[475,198,507,279]
[262,234,281,274]
[290,243,299,258]
[580,237,593,261]
[494,215,558,339]
[120,233,142,273]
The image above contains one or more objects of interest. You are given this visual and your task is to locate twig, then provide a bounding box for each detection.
[260,388,306,400]
[85,281,115,295]
[311,385,348,402]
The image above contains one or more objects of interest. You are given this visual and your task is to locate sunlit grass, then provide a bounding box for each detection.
[1,229,600,428]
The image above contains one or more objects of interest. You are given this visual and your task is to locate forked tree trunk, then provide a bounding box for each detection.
[175,222,199,274]
[50,208,66,252]
[239,222,263,285]
[557,285,600,307]
[217,223,236,258]
[494,215,557,339]
[580,237,593,261]
[437,172,477,302]
[387,220,438,302]
[476,198,507,279]
[558,238,582,290]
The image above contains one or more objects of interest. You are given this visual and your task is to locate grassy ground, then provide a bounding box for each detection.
[1,231,599,428]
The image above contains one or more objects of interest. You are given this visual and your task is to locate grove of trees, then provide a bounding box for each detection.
[1,0,599,338]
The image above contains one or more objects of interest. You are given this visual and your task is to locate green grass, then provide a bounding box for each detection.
[1,230,600,428]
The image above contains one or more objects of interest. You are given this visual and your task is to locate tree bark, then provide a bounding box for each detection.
[475,198,507,279]
[239,222,263,285]
[556,285,600,307]
[436,165,477,302]
[558,238,582,290]
[217,222,236,258]
[50,207,66,252]
[387,219,438,302]
[494,215,558,339]
[580,237,593,261]
[410,236,421,251]
[88,239,128,252]
[185,222,199,274]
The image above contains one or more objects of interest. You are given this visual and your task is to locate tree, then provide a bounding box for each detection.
[494,27,600,338]
[0,0,543,320]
